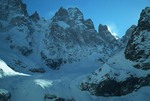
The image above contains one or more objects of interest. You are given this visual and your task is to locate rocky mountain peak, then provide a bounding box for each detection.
[138,7,150,31]
[121,25,136,46]
[52,7,68,22]
[98,24,118,49]
[83,19,95,29]
[67,7,84,21]
[98,24,108,32]
[29,11,40,21]
[56,7,68,17]
[0,0,28,21]
[125,7,150,70]
[52,7,84,23]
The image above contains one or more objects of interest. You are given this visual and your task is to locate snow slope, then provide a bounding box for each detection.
[0,59,29,78]
[84,49,150,83]
[0,58,150,101]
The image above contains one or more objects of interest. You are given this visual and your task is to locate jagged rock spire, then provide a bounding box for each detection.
[29,11,40,21]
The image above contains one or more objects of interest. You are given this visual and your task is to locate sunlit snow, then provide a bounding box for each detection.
[0,59,30,78]
[108,25,119,39]
[34,79,53,89]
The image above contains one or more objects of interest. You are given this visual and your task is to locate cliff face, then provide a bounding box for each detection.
[98,24,119,50]
[120,25,136,48]
[125,7,150,70]
[0,0,28,21]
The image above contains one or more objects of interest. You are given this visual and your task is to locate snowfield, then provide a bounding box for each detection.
[0,58,150,101]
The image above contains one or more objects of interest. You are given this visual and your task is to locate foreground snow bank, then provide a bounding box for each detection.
[0,59,30,78]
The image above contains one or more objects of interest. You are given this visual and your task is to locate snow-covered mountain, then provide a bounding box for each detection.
[0,0,119,71]
[41,7,119,70]
[0,0,150,101]
[80,7,150,97]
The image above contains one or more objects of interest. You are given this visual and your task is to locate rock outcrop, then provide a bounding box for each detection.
[125,7,150,70]
[0,89,11,101]
[120,25,136,48]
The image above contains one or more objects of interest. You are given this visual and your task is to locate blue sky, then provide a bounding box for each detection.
[22,0,150,37]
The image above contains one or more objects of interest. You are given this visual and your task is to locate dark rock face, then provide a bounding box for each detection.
[138,7,150,31]
[98,24,108,32]
[80,75,150,96]
[120,25,136,48]
[19,46,33,56]
[0,89,11,101]
[125,7,150,70]
[52,7,69,22]
[84,19,95,29]
[29,11,40,21]
[98,24,119,49]
[29,68,45,73]
[0,0,28,21]
[44,94,75,101]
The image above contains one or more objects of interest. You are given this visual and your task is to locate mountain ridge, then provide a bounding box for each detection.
[0,0,150,101]
[0,0,120,71]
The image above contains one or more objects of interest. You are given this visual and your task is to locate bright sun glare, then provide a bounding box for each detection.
[107,26,119,39]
